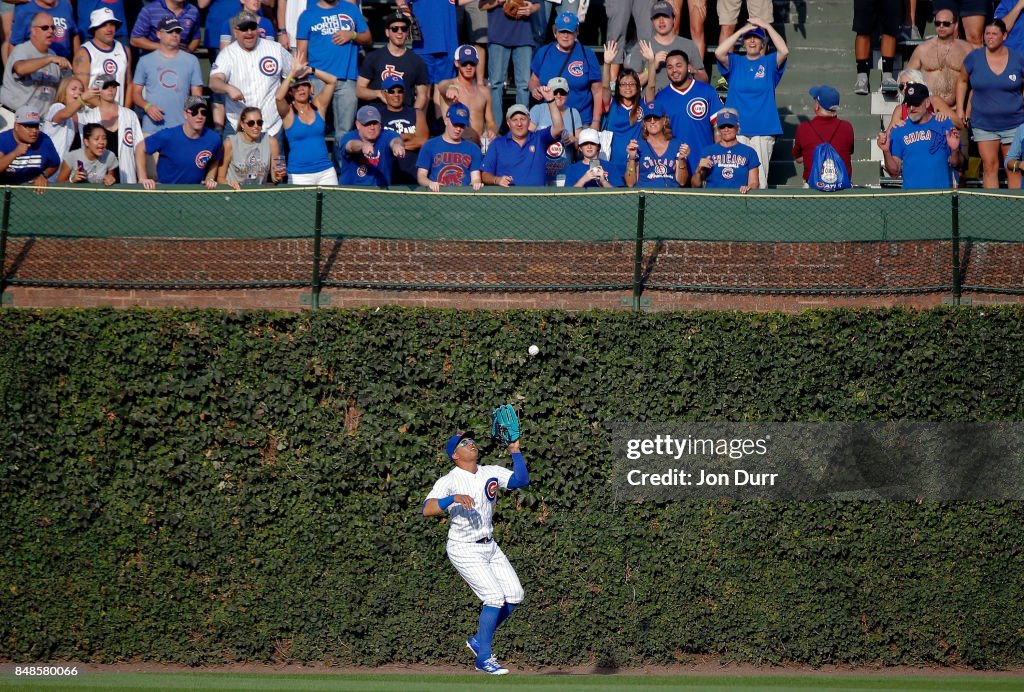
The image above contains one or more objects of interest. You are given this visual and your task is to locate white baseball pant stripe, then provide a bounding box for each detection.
[447,540,524,608]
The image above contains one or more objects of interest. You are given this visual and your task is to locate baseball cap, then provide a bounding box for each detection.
[157,16,183,33]
[809,85,840,111]
[447,103,470,127]
[903,82,929,106]
[88,7,121,33]
[642,101,665,119]
[183,94,208,110]
[14,105,40,125]
[578,128,601,146]
[96,74,120,88]
[455,44,479,65]
[555,12,579,32]
[356,105,381,124]
[385,10,411,27]
[651,0,675,19]
[742,27,767,41]
[716,109,740,127]
[232,10,260,29]
[506,103,529,119]
[446,432,476,459]
[547,76,569,93]
[381,75,405,90]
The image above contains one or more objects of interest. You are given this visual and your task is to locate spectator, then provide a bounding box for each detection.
[481,92,562,186]
[1,12,70,127]
[565,127,614,187]
[529,76,583,186]
[606,0,656,84]
[395,0,462,88]
[458,0,489,87]
[56,121,118,184]
[73,8,131,107]
[996,0,1024,60]
[357,11,429,111]
[11,0,78,60]
[131,17,204,135]
[956,18,1024,188]
[136,94,221,188]
[716,0,771,60]
[296,0,371,160]
[435,44,498,145]
[693,107,759,192]
[715,19,788,189]
[627,1,708,93]
[529,12,602,130]
[277,0,308,52]
[209,10,292,138]
[216,0,276,50]
[198,0,235,56]
[337,105,406,187]
[623,101,689,187]
[416,102,484,190]
[853,0,900,94]
[275,61,338,185]
[906,9,972,115]
[131,0,201,54]
[879,82,963,188]
[480,0,538,110]
[646,47,723,172]
[1003,116,1024,184]
[41,75,94,172]
[940,0,990,47]
[600,47,643,184]
[217,106,286,187]
[792,85,855,188]
[886,68,958,131]
[0,105,59,189]
[78,73,142,183]
[75,0,128,45]
[378,75,429,185]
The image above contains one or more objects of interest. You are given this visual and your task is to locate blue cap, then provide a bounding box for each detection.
[356,105,381,124]
[455,44,479,65]
[446,432,475,459]
[555,12,579,32]
[809,85,840,111]
[716,109,739,127]
[742,27,767,41]
[447,103,470,126]
[642,101,665,119]
[381,75,405,90]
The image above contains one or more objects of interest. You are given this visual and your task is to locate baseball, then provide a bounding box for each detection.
[528,344,540,356]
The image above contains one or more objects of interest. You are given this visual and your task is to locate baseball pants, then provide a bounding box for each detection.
[447,539,524,608]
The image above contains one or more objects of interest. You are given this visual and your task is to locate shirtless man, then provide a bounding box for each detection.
[434,44,497,145]
[906,9,972,110]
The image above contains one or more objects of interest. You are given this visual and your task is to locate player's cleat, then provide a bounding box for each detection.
[854,73,869,95]
[475,656,509,675]
[466,636,481,657]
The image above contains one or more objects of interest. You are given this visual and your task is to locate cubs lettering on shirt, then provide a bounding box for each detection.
[635,137,687,187]
[655,80,724,171]
[426,464,514,543]
[416,136,482,186]
[297,1,368,80]
[700,141,760,188]
[889,118,956,189]
[12,0,78,59]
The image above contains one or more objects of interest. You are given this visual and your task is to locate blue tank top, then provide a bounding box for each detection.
[285,108,332,174]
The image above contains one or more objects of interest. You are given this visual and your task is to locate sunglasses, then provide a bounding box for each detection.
[18,122,40,129]
[457,438,475,448]
[236,22,259,31]
[553,89,568,96]
[388,24,408,32]
[32,24,54,31]
[244,119,264,126]
[187,107,209,116]
[935,20,955,27]
[385,87,404,94]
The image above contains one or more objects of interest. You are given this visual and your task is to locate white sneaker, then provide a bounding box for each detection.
[881,73,898,90]
[475,656,509,675]
[854,73,869,95]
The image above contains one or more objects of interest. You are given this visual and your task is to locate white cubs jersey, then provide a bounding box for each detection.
[427,464,513,543]
[210,39,292,136]
[83,41,129,105]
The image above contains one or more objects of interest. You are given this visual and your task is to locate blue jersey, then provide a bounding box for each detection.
[655,79,724,171]
[699,141,760,189]
[410,0,457,56]
[720,53,786,137]
[0,129,60,184]
[339,129,399,187]
[297,1,367,80]
[12,0,77,59]
[416,136,482,186]
[530,42,602,125]
[603,100,643,173]
[481,128,557,186]
[635,137,687,188]
[145,126,222,184]
[889,117,956,189]
[962,47,1024,132]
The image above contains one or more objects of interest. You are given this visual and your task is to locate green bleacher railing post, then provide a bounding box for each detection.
[951,190,961,305]
[311,189,323,311]
[0,189,11,305]
[632,191,646,312]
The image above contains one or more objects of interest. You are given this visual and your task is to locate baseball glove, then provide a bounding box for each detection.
[503,0,528,20]
[491,404,521,447]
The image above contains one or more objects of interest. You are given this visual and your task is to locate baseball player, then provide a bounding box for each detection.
[422,432,529,675]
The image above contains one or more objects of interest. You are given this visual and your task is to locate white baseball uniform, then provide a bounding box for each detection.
[426,464,524,608]
[82,41,129,105]
[210,38,292,136]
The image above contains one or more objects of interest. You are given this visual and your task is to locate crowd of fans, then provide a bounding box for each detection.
[0,1,1021,191]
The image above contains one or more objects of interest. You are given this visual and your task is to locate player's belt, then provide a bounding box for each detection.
[475,537,492,544]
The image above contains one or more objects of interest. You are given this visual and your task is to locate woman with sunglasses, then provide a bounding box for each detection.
[600,40,644,186]
[276,60,338,185]
[217,106,285,189]
[693,107,759,193]
[623,101,690,188]
[79,74,143,184]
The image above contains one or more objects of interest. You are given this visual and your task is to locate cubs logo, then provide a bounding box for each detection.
[438,164,465,186]
[687,98,708,120]
[567,60,584,78]
[195,150,213,169]
[484,477,499,502]
[122,127,134,147]
[722,166,735,179]
[102,59,117,75]
[356,165,368,177]
[546,141,563,159]
[158,68,178,89]
[260,57,279,76]
[754,64,766,80]
[381,65,404,80]
[654,161,668,176]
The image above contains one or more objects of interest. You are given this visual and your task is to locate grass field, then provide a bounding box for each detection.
[2,671,1023,692]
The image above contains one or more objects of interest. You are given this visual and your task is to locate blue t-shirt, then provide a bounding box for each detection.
[564,160,610,187]
[481,127,557,186]
[416,136,482,186]
[131,0,201,47]
[409,0,457,56]
[634,136,687,188]
[699,141,760,188]
[133,50,204,134]
[655,80,725,171]
[12,0,77,59]
[530,41,602,125]
[297,1,367,80]
[203,0,241,49]
[962,47,1024,131]
[0,129,60,184]
[889,117,956,189]
[77,0,128,43]
[995,1,1024,55]
[339,129,399,187]
[720,53,786,137]
[486,1,538,47]
[144,126,222,184]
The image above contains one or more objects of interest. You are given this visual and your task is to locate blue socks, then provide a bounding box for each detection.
[475,605,501,666]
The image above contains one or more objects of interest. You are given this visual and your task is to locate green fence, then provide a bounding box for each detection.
[2,185,1023,306]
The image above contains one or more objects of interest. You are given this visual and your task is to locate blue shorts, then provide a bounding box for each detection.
[421,52,457,84]
[972,125,1016,144]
